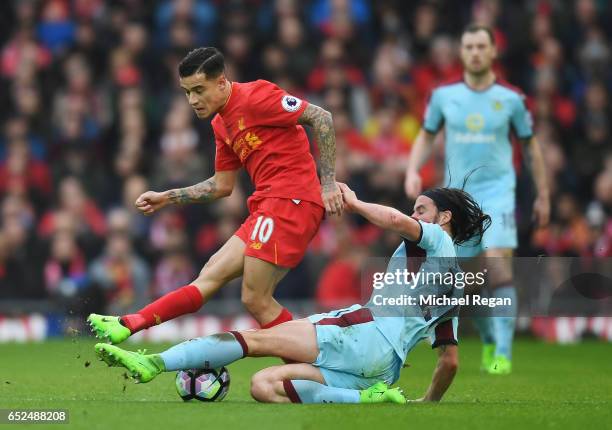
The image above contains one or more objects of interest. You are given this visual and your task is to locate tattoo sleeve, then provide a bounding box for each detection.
[167,178,219,205]
[298,104,336,189]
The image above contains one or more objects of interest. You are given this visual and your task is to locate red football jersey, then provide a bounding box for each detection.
[211,80,323,207]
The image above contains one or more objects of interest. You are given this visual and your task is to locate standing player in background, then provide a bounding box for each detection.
[88,47,343,343]
[405,25,550,374]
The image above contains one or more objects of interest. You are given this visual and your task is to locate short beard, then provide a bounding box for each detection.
[467,65,490,77]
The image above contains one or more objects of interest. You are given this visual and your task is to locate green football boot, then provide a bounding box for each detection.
[488,355,512,375]
[87,314,132,344]
[359,382,406,404]
[480,343,495,372]
[94,343,165,383]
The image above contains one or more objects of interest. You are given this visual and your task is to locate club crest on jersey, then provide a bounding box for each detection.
[281,95,302,112]
[493,100,503,111]
[233,131,263,162]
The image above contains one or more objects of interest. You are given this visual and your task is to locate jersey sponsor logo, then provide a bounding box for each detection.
[231,131,263,162]
[452,132,496,144]
[281,95,302,112]
[465,113,485,132]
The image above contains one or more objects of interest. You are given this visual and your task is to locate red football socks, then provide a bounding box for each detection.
[120,285,203,333]
[260,307,293,329]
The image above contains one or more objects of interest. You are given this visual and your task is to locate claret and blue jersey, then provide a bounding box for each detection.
[307,220,461,389]
[368,220,461,362]
[423,79,533,255]
[423,79,533,195]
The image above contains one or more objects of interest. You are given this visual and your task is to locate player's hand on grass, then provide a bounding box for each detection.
[407,397,425,403]
[404,170,422,199]
[135,191,169,216]
[532,193,550,228]
[322,181,344,216]
[337,182,358,211]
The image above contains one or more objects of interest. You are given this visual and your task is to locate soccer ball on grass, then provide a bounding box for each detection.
[175,367,230,402]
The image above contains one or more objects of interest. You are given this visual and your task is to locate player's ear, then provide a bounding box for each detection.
[491,43,498,60]
[217,75,227,91]
[438,210,452,227]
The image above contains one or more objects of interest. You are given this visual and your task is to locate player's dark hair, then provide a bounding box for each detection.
[422,187,492,246]
[461,23,495,45]
[178,47,225,79]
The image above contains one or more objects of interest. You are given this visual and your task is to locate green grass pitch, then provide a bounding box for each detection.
[1,338,610,430]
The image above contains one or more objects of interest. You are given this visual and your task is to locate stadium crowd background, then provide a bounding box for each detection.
[0,0,610,318]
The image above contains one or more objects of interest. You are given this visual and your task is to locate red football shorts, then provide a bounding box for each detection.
[234,197,324,268]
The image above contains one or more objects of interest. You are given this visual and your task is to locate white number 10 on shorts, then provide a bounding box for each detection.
[250,216,275,243]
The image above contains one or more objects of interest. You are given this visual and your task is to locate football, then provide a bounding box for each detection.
[175,368,231,402]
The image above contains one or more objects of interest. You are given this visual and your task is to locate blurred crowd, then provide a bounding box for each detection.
[0,0,611,314]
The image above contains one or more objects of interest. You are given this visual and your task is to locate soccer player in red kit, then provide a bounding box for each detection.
[88,47,343,344]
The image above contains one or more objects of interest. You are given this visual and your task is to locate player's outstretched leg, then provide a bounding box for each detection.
[95,331,250,383]
[87,284,203,344]
[94,320,317,384]
[88,236,245,344]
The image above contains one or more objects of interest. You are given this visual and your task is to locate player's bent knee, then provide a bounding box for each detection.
[442,355,459,373]
[250,372,275,403]
[241,290,273,315]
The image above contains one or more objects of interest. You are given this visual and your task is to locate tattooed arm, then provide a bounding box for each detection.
[298,103,343,216]
[167,169,237,204]
[134,170,238,215]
